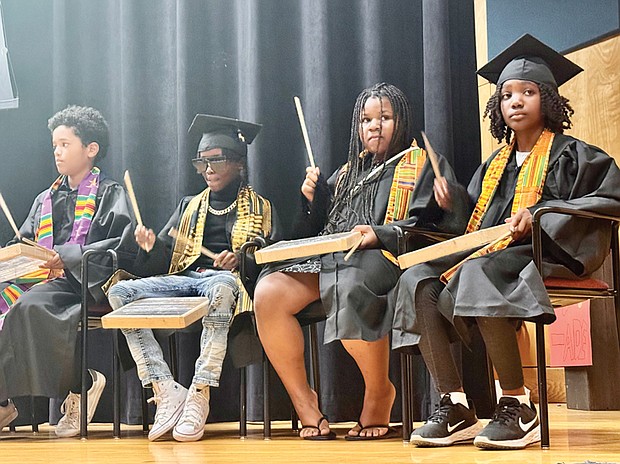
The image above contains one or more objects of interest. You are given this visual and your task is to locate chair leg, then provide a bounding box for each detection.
[291,403,299,432]
[400,353,411,442]
[80,322,89,438]
[30,397,38,433]
[113,330,121,438]
[141,387,150,434]
[535,322,550,449]
[169,333,179,380]
[263,354,271,440]
[486,353,497,406]
[308,324,321,409]
[240,367,247,438]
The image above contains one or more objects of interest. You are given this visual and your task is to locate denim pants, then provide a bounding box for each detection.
[108,270,238,388]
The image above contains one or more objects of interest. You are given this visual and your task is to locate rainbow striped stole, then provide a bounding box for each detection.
[36,167,100,248]
[441,129,554,282]
[0,168,101,327]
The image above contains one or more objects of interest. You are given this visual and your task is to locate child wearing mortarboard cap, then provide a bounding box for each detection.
[107,114,278,442]
[393,34,620,450]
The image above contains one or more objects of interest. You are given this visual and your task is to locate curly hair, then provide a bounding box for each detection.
[483,82,574,144]
[323,82,414,234]
[48,105,110,160]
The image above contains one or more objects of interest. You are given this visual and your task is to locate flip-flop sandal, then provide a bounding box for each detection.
[301,415,337,440]
[345,423,399,441]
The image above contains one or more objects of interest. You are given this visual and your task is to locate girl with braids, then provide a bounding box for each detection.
[254,82,457,440]
[392,34,620,450]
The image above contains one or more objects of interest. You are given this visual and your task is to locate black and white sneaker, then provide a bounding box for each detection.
[410,393,484,446]
[474,396,541,450]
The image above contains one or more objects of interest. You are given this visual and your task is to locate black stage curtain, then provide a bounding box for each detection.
[0,0,490,426]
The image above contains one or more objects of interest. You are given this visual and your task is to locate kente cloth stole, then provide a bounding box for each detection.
[167,186,272,315]
[0,167,101,328]
[382,142,427,264]
[441,129,554,283]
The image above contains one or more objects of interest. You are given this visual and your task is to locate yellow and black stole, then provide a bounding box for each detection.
[382,141,428,263]
[168,186,272,314]
[441,129,554,282]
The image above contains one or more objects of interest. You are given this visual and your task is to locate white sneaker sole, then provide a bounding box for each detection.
[474,426,541,450]
[410,421,484,447]
[172,426,205,442]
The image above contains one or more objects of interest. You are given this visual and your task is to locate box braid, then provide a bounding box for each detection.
[324,82,414,234]
[483,82,574,145]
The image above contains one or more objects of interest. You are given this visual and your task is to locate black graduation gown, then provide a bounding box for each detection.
[392,133,620,350]
[0,175,137,400]
[263,152,456,343]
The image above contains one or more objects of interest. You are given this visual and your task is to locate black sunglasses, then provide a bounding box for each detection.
[191,155,229,173]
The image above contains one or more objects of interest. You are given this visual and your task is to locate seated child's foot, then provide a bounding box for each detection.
[410,392,483,446]
[348,382,396,438]
[149,379,188,441]
[473,396,540,450]
[173,385,210,442]
[56,369,107,438]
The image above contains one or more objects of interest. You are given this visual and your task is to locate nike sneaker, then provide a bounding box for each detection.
[410,393,483,446]
[474,396,541,450]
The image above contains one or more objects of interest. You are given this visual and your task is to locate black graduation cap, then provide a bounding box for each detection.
[477,34,583,90]
[188,114,262,157]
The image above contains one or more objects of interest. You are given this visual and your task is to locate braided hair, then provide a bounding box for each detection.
[324,82,414,234]
[483,82,574,144]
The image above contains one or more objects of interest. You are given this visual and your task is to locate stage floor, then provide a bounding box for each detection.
[2,404,619,463]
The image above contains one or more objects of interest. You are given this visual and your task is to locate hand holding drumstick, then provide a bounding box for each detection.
[420,131,453,212]
[167,228,236,269]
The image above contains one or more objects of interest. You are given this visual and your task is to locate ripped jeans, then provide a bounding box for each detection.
[107,269,238,388]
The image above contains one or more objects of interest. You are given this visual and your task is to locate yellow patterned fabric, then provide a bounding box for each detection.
[168,186,272,314]
[441,129,554,282]
[382,142,428,264]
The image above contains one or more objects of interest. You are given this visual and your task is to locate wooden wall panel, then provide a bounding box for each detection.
[563,35,620,163]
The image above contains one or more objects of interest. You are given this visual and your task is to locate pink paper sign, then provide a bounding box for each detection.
[549,300,592,367]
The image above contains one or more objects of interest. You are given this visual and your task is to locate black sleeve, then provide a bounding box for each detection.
[291,172,332,239]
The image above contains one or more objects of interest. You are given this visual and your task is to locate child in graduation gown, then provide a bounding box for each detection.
[107,115,277,442]
[254,82,457,440]
[0,105,136,437]
[392,34,620,450]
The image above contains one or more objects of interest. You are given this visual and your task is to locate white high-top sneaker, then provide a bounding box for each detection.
[172,385,210,442]
[56,369,106,438]
[148,379,188,441]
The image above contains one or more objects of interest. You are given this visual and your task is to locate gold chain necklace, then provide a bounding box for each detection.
[207,199,237,216]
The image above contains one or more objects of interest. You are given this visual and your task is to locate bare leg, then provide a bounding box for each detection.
[253,272,327,438]
[341,336,396,437]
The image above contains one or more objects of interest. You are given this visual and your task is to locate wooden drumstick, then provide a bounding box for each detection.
[0,192,49,252]
[294,96,316,169]
[343,234,365,262]
[168,228,219,260]
[420,131,442,179]
[123,170,143,227]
